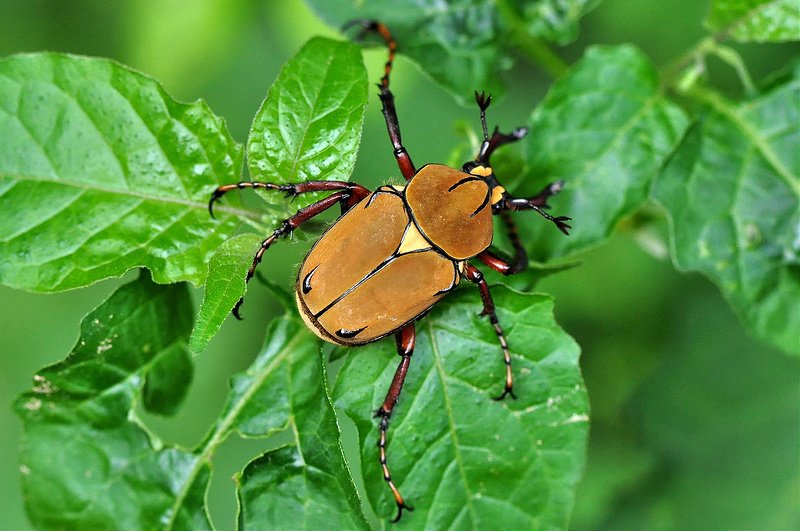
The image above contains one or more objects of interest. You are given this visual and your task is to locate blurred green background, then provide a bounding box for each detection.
[1,1,797,529]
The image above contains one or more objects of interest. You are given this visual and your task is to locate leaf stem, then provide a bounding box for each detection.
[495,0,570,79]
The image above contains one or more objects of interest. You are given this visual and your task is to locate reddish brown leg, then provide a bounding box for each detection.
[347,20,416,180]
[499,181,572,235]
[208,180,370,217]
[376,323,415,522]
[478,211,528,275]
[209,181,371,318]
[463,263,515,400]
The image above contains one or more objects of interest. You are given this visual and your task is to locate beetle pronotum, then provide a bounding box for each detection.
[210,20,571,522]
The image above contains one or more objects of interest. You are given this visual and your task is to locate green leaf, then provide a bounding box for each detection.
[14,274,207,530]
[507,0,600,45]
[652,71,800,355]
[305,0,594,102]
[222,316,369,530]
[519,45,689,261]
[334,286,588,527]
[0,53,246,292]
[246,37,367,211]
[705,0,800,42]
[189,232,264,353]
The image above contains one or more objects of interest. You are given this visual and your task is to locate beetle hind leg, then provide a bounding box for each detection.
[464,264,516,400]
[376,323,416,522]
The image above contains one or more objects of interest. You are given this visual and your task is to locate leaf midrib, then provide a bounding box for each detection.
[1,171,259,220]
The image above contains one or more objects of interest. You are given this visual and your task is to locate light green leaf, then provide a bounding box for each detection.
[0,53,246,292]
[246,37,367,211]
[652,70,800,355]
[705,0,800,42]
[520,45,689,261]
[14,274,208,530]
[334,286,588,527]
[223,316,370,530]
[189,232,264,353]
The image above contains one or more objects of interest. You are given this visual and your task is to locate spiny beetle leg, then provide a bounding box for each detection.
[464,263,516,400]
[345,19,416,181]
[500,181,572,235]
[229,186,369,319]
[376,323,416,522]
[477,212,528,275]
[208,180,369,218]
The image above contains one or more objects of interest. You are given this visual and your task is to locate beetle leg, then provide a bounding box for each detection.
[376,323,415,522]
[478,211,528,274]
[463,264,516,400]
[232,190,361,319]
[500,181,572,236]
[208,180,370,218]
[346,19,416,180]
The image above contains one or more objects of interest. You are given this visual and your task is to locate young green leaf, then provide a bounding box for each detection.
[14,274,208,530]
[0,53,246,292]
[190,233,264,352]
[652,70,800,355]
[519,45,689,261]
[333,286,588,527]
[218,316,369,529]
[246,37,368,211]
[705,0,800,42]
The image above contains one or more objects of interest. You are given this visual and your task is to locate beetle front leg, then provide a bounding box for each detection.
[376,323,415,522]
[463,263,516,400]
[499,181,572,235]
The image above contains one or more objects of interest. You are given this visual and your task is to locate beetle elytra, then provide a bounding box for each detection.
[209,20,571,522]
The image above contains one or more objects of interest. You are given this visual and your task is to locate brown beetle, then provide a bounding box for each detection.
[209,21,570,522]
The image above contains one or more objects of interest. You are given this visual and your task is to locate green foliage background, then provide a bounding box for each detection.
[0,0,797,529]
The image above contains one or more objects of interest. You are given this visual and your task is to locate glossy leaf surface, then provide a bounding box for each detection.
[189,233,263,352]
[246,37,367,211]
[705,0,800,42]
[520,45,688,261]
[652,70,800,355]
[334,286,588,527]
[306,0,595,101]
[0,53,245,292]
[232,317,369,530]
[14,275,207,530]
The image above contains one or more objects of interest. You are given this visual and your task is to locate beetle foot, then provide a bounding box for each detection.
[232,297,245,320]
[474,90,492,111]
[493,386,517,401]
[390,500,414,523]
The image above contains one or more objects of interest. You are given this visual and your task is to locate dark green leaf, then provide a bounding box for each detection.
[0,53,246,292]
[223,316,369,529]
[334,286,588,527]
[705,0,800,42]
[652,71,800,355]
[14,274,207,530]
[189,233,264,353]
[246,37,367,211]
[520,45,689,261]
[307,1,508,101]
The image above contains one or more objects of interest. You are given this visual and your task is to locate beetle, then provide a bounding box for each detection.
[209,20,571,522]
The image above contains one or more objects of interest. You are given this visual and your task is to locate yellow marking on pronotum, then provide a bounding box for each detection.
[491,186,506,205]
[470,165,493,177]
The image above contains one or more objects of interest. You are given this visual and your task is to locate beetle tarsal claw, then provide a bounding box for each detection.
[493,387,517,401]
[391,501,414,523]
